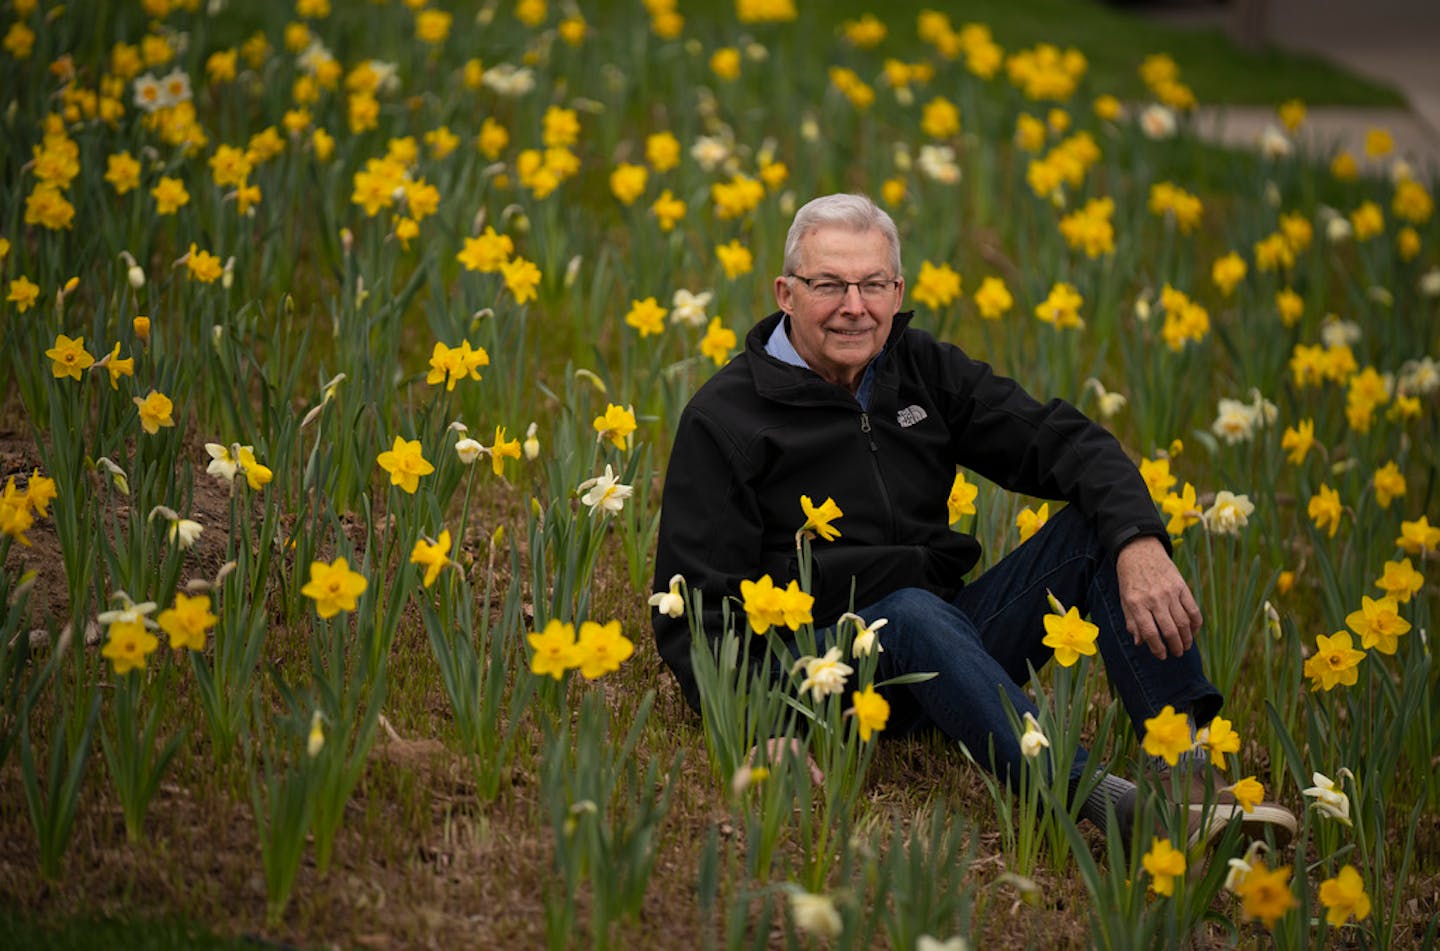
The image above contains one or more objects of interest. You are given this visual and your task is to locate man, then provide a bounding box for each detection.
[651,193,1294,848]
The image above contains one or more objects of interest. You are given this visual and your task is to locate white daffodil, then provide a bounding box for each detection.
[669,289,713,328]
[1202,490,1255,536]
[791,646,853,701]
[788,889,842,940]
[454,437,483,464]
[1019,712,1050,759]
[97,593,158,628]
[1302,769,1353,826]
[648,574,685,618]
[577,465,633,515]
[205,442,239,482]
[523,422,540,460]
[837,612,886,657]
[1139,104,1177,140]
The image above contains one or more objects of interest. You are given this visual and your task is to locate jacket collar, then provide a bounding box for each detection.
[745,310,914,406]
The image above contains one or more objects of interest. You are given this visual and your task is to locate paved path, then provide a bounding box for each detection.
[1146,0,1440,175]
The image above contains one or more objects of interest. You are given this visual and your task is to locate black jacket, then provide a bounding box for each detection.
[652,310,1165,711]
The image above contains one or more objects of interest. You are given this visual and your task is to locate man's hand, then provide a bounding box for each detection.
[1115,535,1202,659]
[747,737,825,785]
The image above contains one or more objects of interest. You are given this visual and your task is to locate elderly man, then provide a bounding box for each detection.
[651,193,1294,847]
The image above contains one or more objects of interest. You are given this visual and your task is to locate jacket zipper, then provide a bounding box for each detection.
[859,412,897,538]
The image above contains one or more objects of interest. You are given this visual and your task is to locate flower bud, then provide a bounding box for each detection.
[523,421,540,460]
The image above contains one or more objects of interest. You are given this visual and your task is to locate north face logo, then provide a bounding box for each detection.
[896,405,928,428]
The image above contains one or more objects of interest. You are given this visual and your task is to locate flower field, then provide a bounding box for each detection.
[2,0,1439,947]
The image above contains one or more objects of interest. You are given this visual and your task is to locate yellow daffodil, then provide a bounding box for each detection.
[133,390,175,434]
[1141,704,1192,766]
[1016,502,1049,543]
[101,619,160,674]
[593,403,637,451]
[1226,775,1265,813]
[528,618,578,680]
[624,296,667,337]
[948,470,978,523]
[849,684,889,741]
[1142,838,1186,896]
[572,619,634,679]
[157,592,218,651]
[301,557,367,618]
[1196,715,1240,771]
[1041,605,1098,667]
[46,333,95,380]
[1235,861,1298,929]
[1307,484,1344,538]
[1397,516,1440,555]
[799,495,843,541]
[1318,865,1371,927]
[1345,595,1410,654]
[699,317,736,366]
[409,530,453,588]
[912,260,962,309]
[1303,631,1365,691]
[1374,558,1423,603]
[487,425,522,477]
[376,436,434,494]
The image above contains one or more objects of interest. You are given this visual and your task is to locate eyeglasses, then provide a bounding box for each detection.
[788,273,900,301]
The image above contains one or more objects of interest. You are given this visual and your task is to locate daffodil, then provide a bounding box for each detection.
[1142,838,1186,896]
[1303,770,1353,825]
[528,619,577,679]
[592,404,637,451]
[376,436,434,494]
[102,619,160,674]
[1345,595,1409,654]
[133,390,176,434]
[799,495,843,541]
[1374,558,1424,603]
[46,334,95,380]
[1141,705,1193,767]
[849,684,889,740]
[792,646,853,701]
[1304,631,1365,691]
[577,464,633,515]
[648,574,685,618]
[741,574,787,634]
[487,425,522,477]
[1016,502,1049,543]
[1235,860,1298,928]
[838,612,887,657]
[409,530,453,588]
[1019,712,1049,758]
[572,620,634,679]
[624,297,667,337]
[1397,516,1440,555]
[1041,605,1098,667]
[157,592,218,651]
[1280,419,1315,465]
[948,471,978,523]
[1196,716,1240,771]
[1318,865,1371,927]
[1225,775,1265,813]
[1307,484,1344,538]
[301,557,368,618]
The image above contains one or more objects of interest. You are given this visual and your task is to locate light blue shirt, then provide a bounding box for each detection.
[765,316,883,410]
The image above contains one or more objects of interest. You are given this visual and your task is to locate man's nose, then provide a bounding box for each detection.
[840,282,865,309]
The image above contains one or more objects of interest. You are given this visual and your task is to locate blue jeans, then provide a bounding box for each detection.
[855,507,1222,788]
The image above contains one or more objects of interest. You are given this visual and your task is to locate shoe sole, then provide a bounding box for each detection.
[1184,802,1297,851]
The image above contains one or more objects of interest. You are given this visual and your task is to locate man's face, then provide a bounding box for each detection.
[773,226,903,393]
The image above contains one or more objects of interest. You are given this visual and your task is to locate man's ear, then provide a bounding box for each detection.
[774,274,793,314]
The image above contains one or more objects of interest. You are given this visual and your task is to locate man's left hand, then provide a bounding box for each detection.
[1115,535,1202,659]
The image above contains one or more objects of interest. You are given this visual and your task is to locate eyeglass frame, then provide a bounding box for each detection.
[786,272,902,300]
